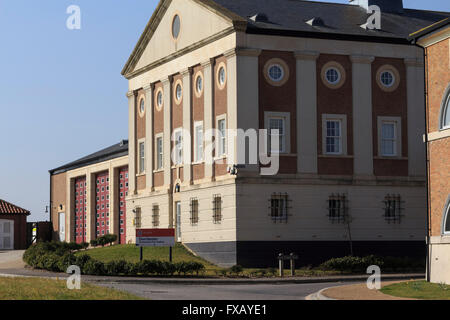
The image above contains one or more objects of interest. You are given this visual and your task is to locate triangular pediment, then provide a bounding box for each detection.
[122,0,246,78]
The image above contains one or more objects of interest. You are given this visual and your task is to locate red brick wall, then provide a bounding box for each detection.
[426,38,450,236]
[0,214,27,249]
[258,50,297,174]
[372,57,408,177]
[317,54,354,175]
[153,81,164,188]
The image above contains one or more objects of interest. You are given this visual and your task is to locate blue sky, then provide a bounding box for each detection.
[0,0,448,222]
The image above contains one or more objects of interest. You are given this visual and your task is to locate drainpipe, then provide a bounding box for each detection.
[413,42,431,282]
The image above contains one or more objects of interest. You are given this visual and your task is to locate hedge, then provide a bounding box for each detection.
[23,241,205,277]
[319,255,425,273]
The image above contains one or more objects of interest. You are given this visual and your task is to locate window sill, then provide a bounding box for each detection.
[214,155,227,161]
[192,161,204,165]
[171,165,184,169]
[319,154,353,159]
[136,173,146,177]
[374,156,408,160]
[153,169,164,173]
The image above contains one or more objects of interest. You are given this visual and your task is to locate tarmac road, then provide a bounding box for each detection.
[95,280,356,300]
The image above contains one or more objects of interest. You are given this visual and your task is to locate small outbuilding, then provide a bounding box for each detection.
[0,199,30,250]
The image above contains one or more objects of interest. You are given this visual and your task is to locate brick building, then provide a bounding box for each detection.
[50,0,449,267]
[49,141,129,244]
[0,199,30,250]
[410,18,450,284]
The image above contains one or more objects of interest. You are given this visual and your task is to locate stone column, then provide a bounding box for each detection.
[295,51,320,174]
[182,68,193,185]
[350,55,375,177]
[405,57,426,177]
[127,91,137,195]
[144,84,154,190]
[162,77,172,187]
[202,59,214,181]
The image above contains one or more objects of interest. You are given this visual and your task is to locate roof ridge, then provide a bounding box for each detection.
[0,199,30,215]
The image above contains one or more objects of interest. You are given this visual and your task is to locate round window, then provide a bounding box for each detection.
[196,75,203,94]
[380,71,395,87]
[157,91,163,108]
[268,64,284,82]
[325,68,341,84]
[139,98,145,116]
[176,83,182,101]
[218,67,226,86]
[172,15,180,39]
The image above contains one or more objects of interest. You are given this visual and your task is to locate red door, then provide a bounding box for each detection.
[74,177,86,244]
[119,167,128,244]
[95,172,109,238]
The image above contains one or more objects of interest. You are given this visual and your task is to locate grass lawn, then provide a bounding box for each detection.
[381,281,450,300]
[76,244,340,277]
[0,277,143,300]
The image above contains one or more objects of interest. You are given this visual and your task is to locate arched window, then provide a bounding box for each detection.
[440,85,450,130]
[442,196,450,235]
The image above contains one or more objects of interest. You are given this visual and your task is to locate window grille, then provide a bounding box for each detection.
[134,207,141,228]
[327,194,348,223]
[268,193,291,223]
[382,194,404,223]
[213,195,222,224]
[152,204,160,227]
[190,198,199,225]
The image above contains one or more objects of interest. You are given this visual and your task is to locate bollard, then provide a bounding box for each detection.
[278,253,284,277]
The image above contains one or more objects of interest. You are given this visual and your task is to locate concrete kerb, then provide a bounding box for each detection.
[305,288,337,300]
[0,271,425,286]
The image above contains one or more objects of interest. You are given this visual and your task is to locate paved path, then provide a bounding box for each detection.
[319,281,416,300]
[0,251,25,269]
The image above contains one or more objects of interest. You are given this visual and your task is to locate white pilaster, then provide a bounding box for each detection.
[144,84,154,190]
[350,54,375,177]
[127,91,137,195]
[202,59,214,180]
[295,51,320,174]
[163,77,172,187]
[182,68,193,185]
[405,57,426,177]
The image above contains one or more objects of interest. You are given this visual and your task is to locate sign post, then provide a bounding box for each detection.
[136,229,175,262]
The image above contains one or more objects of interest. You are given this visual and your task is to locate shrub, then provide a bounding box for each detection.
[81,242,90,250]
[229,265,244,275]
[75,254,92,270]
[267,267,277,276]
[90,239,98,247]
[104,234,118,246]
[82,260,105,276]
[57,253,77,272]
[105,260,129,276]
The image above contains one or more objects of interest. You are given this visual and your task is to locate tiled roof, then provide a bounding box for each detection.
[210,0,450,43]
[49,140,128,175]
[0,199,30,215]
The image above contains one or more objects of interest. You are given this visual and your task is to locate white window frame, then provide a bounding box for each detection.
[377,116,402,158]
[442,196,450,236]
[264,112,291,154]
[173,128,183,166]
[322,114,347,156]
[138,138,146,174]
[194,121,204,163]
[155,133,164,170]
[440,88,450,130]
[216,115,227,158]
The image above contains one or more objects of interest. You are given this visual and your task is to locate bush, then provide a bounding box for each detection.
[105,260,129,276]
[229,265,244,275]
[81,242,90,250]
[90,239,98,247]
[82,260,105,276]
[23,241,205,277]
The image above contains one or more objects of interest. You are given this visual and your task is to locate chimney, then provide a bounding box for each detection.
[349,0,404,14]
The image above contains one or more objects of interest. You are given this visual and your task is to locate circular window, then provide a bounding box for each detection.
[139,97,145,117]
[268,64,284,82]
[376,65,400,92]
[173,79,183,104]
[155,87,164,111]
[194,71,203,97]
[263,58,290,87]
[325,68,341,85]
[380,71,394,87]
[321,61,346,89]
[172,15,181,40]
[216,62,227,90]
